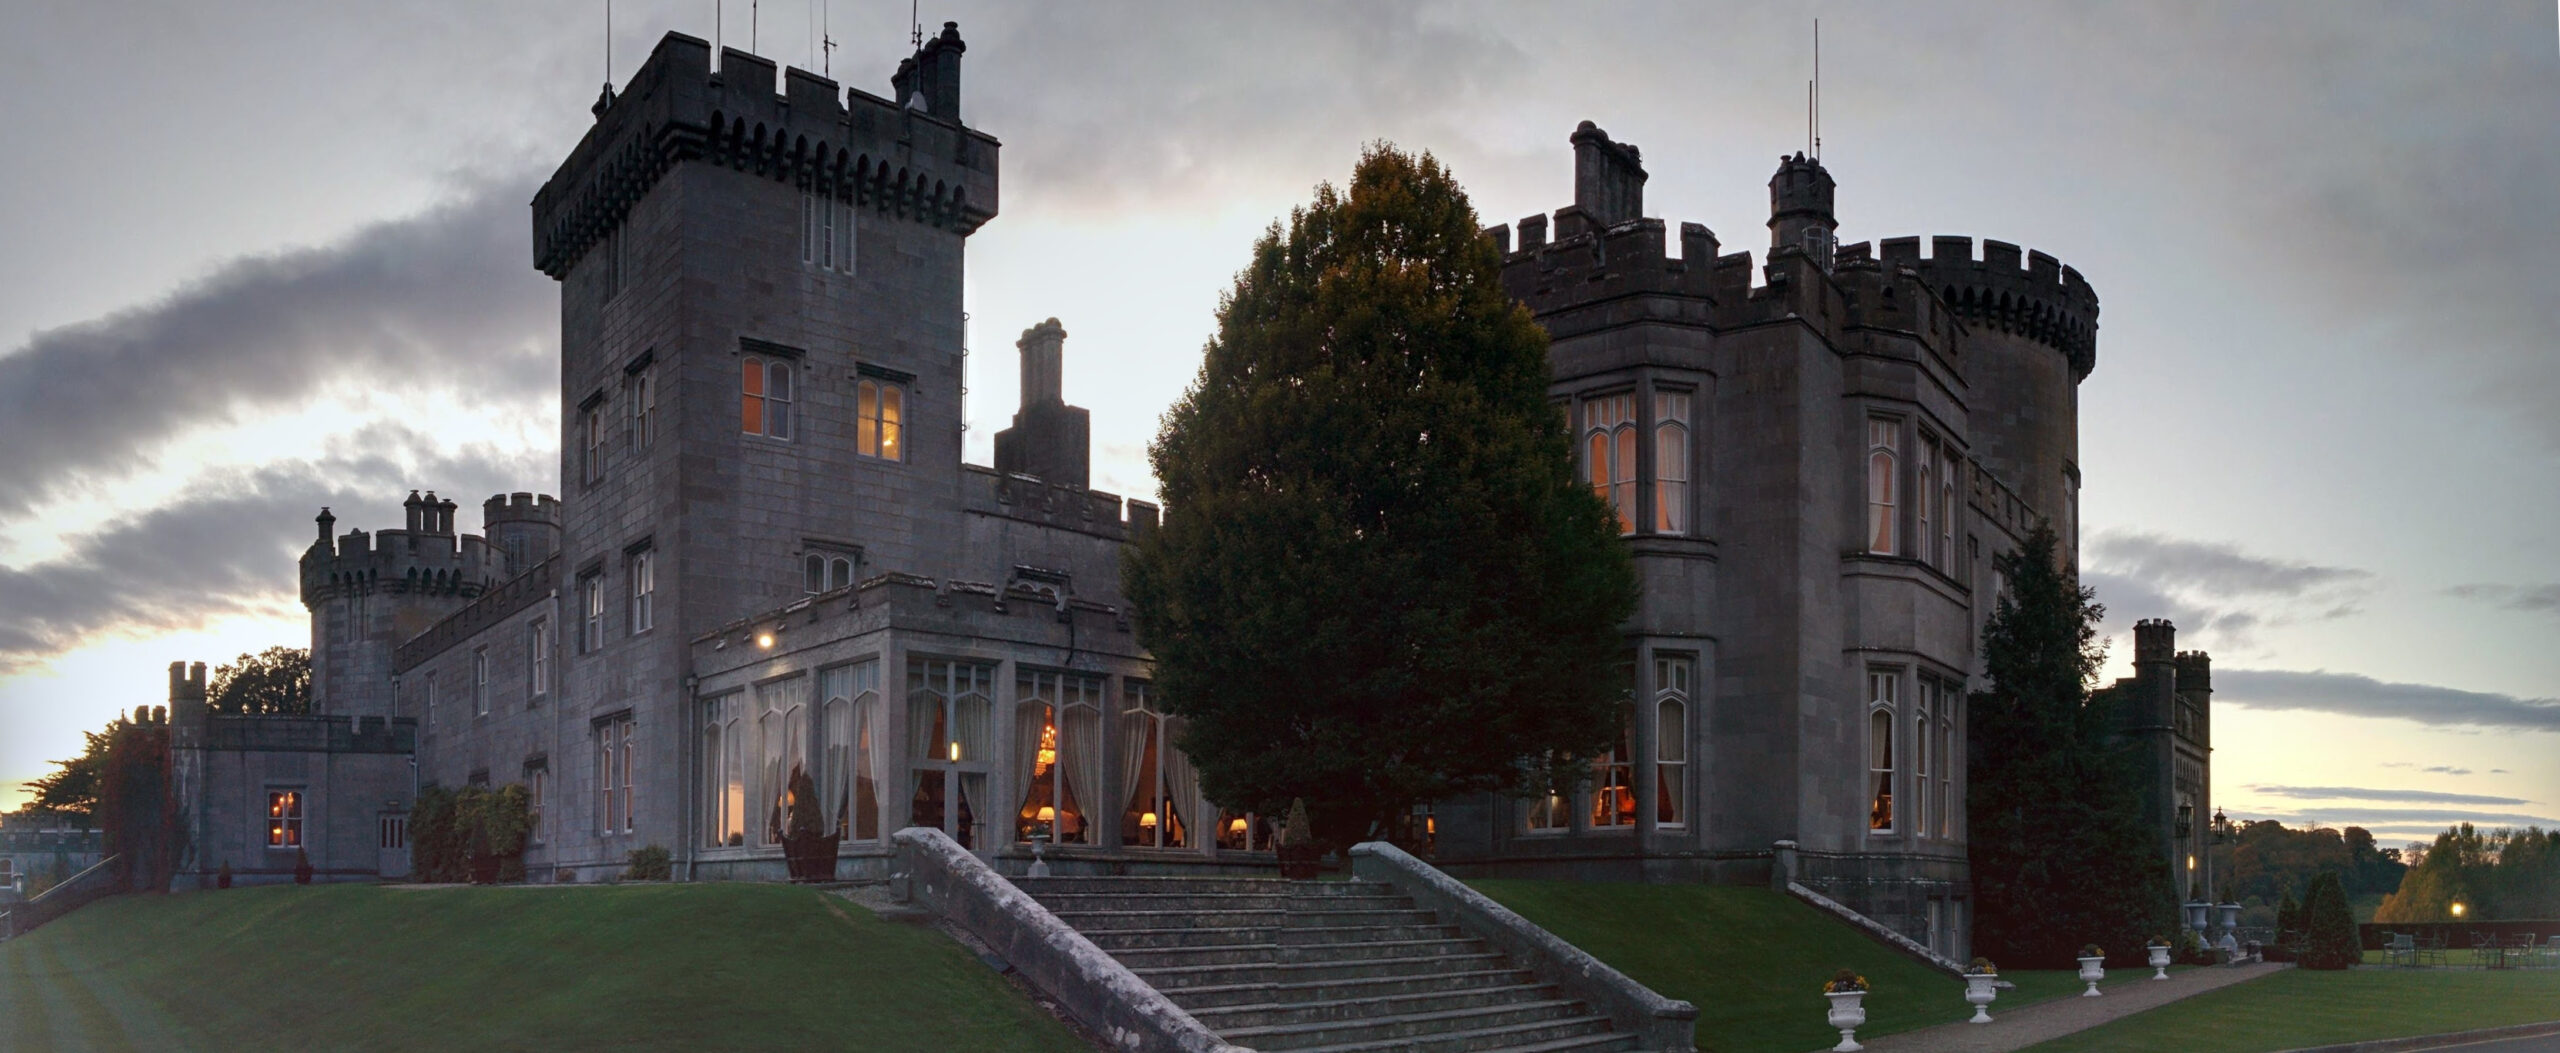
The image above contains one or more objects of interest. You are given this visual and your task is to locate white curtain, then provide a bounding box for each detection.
[858,692,885,840]
[910,688,941,760]
[954,691,991,764]
[1119,710,1155,845]
[1060,705,1102,845]
[702,722,724,847]
[1014,703,1049,840]
[822,696,851,837]
[760,709,784,843]
[1161,719,1200,849]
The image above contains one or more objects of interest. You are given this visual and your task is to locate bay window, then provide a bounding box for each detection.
[1015,671,1104,846]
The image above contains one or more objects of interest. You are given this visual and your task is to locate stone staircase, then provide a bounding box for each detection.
[1013,875,1652,1053]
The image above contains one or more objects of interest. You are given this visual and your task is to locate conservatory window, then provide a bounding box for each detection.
[1015,671,1105,846]
[1122,682,1196,849]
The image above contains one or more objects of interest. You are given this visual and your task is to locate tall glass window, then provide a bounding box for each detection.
[1016,671,1105,846]
[1914,680,1933,839]
[1654,391,1690,535]
[1868,420,1900,555]
[1585,393,1637,534]
[818,662,882,842]
[1590,701,1636,829]
[1654,656,1691,828]
[1121,682,1195,849]
[908,659,993,849]
[742,357,793,439]
[857,380,904,461]
[704,693,748,847]
[1868,670,1897,833]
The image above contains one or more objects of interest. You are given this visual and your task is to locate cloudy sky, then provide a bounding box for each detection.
[2,2,2554,846]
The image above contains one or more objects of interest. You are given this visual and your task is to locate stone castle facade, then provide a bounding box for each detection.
[164,25,2206,958]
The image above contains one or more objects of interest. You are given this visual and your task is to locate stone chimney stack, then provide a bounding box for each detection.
[1570,121,1647,228]
[992,318,1092,489]
[404,491,425,533]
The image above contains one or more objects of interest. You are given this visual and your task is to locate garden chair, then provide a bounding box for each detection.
[2542,935,2560,969]
[2470,932,2500,969]
[2386,932,2416,968]
[2418,932,2450,968]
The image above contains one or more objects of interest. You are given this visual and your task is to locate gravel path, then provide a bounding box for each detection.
[1843,961,2289,1053]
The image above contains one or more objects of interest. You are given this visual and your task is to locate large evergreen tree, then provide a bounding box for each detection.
[1125,145,1636,849]
[1968,524,2178,967]
[209,646,311,716]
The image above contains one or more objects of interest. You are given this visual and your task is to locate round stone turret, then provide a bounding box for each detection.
[1768,152,1837,264]
[298,492,508,718]
[482,492,563,578]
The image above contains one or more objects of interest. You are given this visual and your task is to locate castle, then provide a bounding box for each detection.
[161,25,2210,960]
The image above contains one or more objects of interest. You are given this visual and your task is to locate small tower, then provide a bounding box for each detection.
[301,492,503,718]
[992,318,1092,489]
[1569,121,1646,230]
[481,492,564,578]
[1768,152,1837,269]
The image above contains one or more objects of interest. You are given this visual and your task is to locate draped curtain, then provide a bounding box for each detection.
[854,692,883,840]
[1161,719,1200,849]
[1014,703,1050,840]
[954,691,992,764]
[1060,704,1101,845]
[1119,710,1155,845]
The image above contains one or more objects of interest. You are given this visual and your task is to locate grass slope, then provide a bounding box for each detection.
[0,883,1088,1053]
[1467,881,2161,1053]
[2021,967,2560,1052]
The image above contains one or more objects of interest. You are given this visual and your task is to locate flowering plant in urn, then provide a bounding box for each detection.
[1963,959,1999,1024]
[1822,969,1869,1051]
[2077,944,2106,997]
[2146,936,2173,980]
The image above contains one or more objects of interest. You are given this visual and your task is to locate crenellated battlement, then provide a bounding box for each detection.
[1877,235,2099,379]
[299,493,506,609]
[1492,213,1731,314]
[532,26,1000,279]
[2173,650,2213,694]
[960,464,1158,541]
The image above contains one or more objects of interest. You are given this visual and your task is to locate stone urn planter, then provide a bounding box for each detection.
[1963,973,1998,1023]
[2078,954,2106,997]
[1824,990,1867,1051]
[2148,943,2172,980]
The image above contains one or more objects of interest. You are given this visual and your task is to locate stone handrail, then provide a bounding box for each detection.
[1348,841,1698,1053]
[1787,881,1974,977]
[0,853,125,940]
[889,828,1245,1053]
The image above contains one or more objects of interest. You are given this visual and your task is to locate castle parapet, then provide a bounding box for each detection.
[960,465,1148,541]
[533,27,1001,279]
[299,498,505,609]
[1882,235,2098,379]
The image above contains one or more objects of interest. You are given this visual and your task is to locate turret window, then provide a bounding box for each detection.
[741,357,793,439]
[1584,394,1636,534]
[1867,419,1900,555]
[1654,392,1690,535]
[857,380,904,461]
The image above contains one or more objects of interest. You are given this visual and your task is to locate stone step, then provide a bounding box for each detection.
[1164,967,1539,1010]
[1034,891,1302,912]
[1221,998,1591,1051]
[1051,906,1440,930]
[1278,922,1465,945]
[1284,1014,1623,1053]
[1186,981,1561,1031]
[1106,942,1282,969]
[1110,936,1489,971]
[1081,921,1461,953]
[1013,876,1400,898]
[1134,950,1514,989]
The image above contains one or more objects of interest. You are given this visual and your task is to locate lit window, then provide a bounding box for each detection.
[472,647,490,717]
[1119,682,1195,849]
[628,550,655,634]
[815,661,883,842]
[1523,785,1570,834]
[1585,394,1637,533]
[802,187,854,273]
[1869,671,1898,833]
[1867,419,1899,555]
[266,790,304,848]
[1654,392,1690,535]
[756,676,808,846]
[1015,671,1105,846]
[1655,656,1691,828]
[741,357,793,439]
[857,380,904,461]
[625,367,656,451]
[907,659,994,849]
[705,694,746,847]
[1590,701,1636,829]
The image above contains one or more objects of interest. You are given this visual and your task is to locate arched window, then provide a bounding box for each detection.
[1868,670,1898,833]
[1913,681,1933,839]
[805,553,856,594]
[1867,419,1900,555]
[1655,656,1691,828]
[742,357,792,439]
[1916,437,1936,566]
[1585,394,1636,533]
[1654,392,1690,535]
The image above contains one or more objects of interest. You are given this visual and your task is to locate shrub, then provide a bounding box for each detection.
[785,766,825,840]
[292,848,314,885]
[2298,870,2361,970]
[626,844,673,882]
[408,782,532,883]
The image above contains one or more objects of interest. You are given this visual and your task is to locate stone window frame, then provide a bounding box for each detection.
[1013,668,1106,849]
[740,356,795,441]
[1866,666,1900,836]
[1588,697,1638,832]
[264,787,307,851]
[855,376,906,462]
[578,567,607,655]
[1867,416,1902,556]
[1652,653,1694,830]
[1652,388,1693,536]
[802,186,854,274]
[623,356,658,452]
[907,657,997,850]
[626,543,656,636]
[819,659,886,843]
[528,617,551,704]
[802,542,861,595]
[1582,391,1639,535]
[702,690,750,848]
[471,646,490,718]
[595,713,636,837]
[1119,680,1200,851]
[524,756,549,846]
[579,390,608,488]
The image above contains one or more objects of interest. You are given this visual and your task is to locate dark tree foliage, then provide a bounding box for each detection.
[408,783,531,883]
[209,646,312,716]
[2274,887,2301,938]
[2297,871,2361,969]
[99,716,183,892]
[24,721,116,822]
[1967,524,2179,968]
[2376,823,2560,922]
[2226,819,2407,907]
[1124,144,1638,849]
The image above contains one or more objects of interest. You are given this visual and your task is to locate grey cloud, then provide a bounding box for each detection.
[2089,533,2369,598]
[2216,668,2560,733]
[2425,766,2474,776]
[2449,583,2560,615]
[2247,785,2527,807]
[2085,533,2376,657]
[2235,806,2560,830]
[0,176,555,519]
[0,428,545,675]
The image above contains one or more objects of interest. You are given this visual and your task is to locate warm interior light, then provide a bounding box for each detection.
[2186,855,2197,871]
[1036,806,1056,822]
[755,632,775,649]
[948,741,961,762]
[1228,817,1247,834]
[1140,811,1158,828]
[1034,722,1057,774]
[2451,902,2467,917]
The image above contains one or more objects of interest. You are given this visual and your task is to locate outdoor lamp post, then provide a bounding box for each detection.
[2210,809,2240,951]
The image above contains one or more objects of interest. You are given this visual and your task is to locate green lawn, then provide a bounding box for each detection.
[1467,880,2164,1053]
[0,883,1087,1053]
[2020,967,2560,1052]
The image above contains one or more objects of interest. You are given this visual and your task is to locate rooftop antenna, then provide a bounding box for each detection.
[821,0,834,76]
[604,0,613,90]
[751,0,759,54]
[1814,18,1822,160]
[911,0,923,49]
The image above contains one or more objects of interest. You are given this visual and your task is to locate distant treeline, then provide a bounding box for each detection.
[2224,820,2406,905]
[2375,824,2559,923]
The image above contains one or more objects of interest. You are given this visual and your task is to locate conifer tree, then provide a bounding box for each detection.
[1125,145,1636,849]
[2298,871,2360,969]
[1968,524,2177,967]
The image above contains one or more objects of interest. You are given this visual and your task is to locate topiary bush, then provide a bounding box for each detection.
[2298,870,2361,970]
